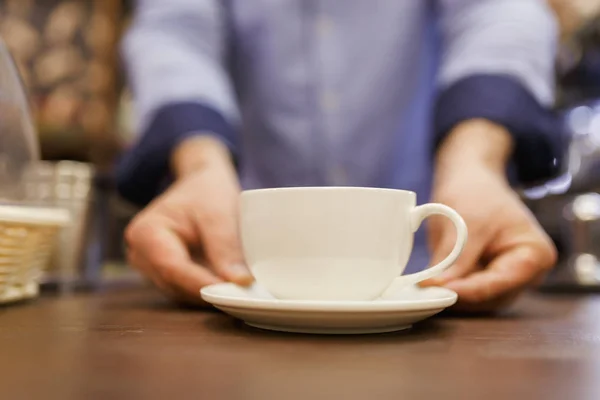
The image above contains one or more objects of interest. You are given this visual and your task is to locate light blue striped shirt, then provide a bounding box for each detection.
[118,0,563,271]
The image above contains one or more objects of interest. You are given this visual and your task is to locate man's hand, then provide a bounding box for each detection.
[422,120,557,312]
[125,135,253,305]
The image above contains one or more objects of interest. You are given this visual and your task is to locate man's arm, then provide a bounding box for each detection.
[435,0,564,184]
[118,0,238,206]
[424,0,560,310]
[118,0,252,303]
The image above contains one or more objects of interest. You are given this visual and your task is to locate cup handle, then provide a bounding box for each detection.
[387,203,467,291]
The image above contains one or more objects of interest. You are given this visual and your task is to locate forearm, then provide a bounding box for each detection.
[435,119,513,177]
[436,0,563,185]
[117,0,239,206]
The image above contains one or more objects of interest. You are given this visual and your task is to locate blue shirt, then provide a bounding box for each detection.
[118,0,564,271]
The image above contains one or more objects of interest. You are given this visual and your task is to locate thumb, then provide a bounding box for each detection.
[187,163,254,286]
[420,225,459,287]
[421,217,483,287]
[197,201,253,286]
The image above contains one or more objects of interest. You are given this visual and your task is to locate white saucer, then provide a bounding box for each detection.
[200,283,457,334]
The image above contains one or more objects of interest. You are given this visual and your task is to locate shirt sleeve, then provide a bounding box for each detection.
[434,0,565,185]
[117,0,238,206]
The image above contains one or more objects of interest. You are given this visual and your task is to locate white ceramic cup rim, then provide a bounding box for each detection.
[242,186,417,196]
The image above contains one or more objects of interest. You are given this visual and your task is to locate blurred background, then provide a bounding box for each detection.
[0,0,135,291]
[2,0,600,291]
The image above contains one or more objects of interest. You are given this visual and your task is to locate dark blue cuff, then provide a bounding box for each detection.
[434,75,565,185]
[116,102,237,206]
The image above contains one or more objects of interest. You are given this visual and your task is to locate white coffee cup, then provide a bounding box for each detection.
[241,187,467,301]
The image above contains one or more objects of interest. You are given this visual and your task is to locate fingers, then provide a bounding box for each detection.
[450,266,549,313]
[445,242,555,306]
[191,195,252,285]
[126,217,222,302]
[421,216,485,287]
[129,250,209,306]
[181,164,253,285]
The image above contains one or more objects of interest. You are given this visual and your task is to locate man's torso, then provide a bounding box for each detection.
[225,0,439,206]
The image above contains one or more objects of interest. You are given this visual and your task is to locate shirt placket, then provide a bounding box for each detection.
[312,8,347,186]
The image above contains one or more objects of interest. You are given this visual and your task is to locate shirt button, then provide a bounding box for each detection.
[321,91,339,112]
[329,166,348,185]
[316,15,333,36]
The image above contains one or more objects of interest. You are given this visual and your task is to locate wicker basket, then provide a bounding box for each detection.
[0,204,70,304]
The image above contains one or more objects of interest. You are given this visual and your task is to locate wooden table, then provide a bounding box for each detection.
[1,287,600,400]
